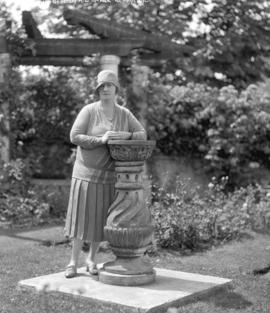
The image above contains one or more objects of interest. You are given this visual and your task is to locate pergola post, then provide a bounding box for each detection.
[130,64,152,203]
[0,19,11,164]
[100,55,120,76]
[131,64,150,129]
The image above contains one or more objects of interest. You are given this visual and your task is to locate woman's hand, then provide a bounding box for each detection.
[101,131,131,143]
[101,131,114,144]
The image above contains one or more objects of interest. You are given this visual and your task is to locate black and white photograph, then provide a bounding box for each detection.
[0,0,270,312]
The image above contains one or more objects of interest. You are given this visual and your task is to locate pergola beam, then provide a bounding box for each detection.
[63,8,145,40]
[63,8,194,57]
[21,38,145,57]
[19,55,167,68]
[22,11,43,39]
[19,56,90,67]
[19,10,191,68]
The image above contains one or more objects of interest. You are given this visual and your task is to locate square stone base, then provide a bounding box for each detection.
[18,267,231,313]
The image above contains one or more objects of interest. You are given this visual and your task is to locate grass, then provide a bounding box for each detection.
[1,224,270,313]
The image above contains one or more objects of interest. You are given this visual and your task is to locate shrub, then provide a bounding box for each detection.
[147,80,270,187]
[9,70,85,179]
[0,159,67,226]
[0,159,48,224]
[31,182,69,219]
[150,177,270,251]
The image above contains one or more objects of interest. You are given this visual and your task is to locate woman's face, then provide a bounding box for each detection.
[98,82,117,101]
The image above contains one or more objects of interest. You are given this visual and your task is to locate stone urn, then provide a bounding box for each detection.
[99,140,156,286]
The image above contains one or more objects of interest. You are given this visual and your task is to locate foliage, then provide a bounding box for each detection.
[9,68,89,178]
[0,158,68,225]
[147,79,270,187]
[0,2,31,66]
[185,0,270,88]
[0,159,49,224]
[2,0,269,88]
[31,181,70,219]
[39,0,270,88]
[150,177,270,251]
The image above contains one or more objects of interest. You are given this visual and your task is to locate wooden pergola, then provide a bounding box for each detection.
[20,9,193,68]
[0,8,194,163]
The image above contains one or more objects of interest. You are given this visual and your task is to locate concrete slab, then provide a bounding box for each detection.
[264,272,270,280]
[18,267,232,313]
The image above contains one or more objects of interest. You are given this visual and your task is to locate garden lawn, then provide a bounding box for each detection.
[0,225,270,313]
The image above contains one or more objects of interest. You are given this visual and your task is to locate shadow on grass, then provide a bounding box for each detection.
[236,231,254,241]
[253,264,270,275]
[156,231,256,257]
[156,231,255,258]
[0,225,67,245]
[204,288,253,309]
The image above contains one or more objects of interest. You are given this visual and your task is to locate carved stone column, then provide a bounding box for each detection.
[0,19,11,163]
[99,140,156,286]
[100,55,120,76]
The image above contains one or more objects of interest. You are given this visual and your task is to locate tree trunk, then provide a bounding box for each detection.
[0,19,11,163]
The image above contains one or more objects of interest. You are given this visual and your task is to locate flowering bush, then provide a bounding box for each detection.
[0,159,66,225]
[150,177,270,250]
[8,70,86,179]
[147,80,270,187]
[0,159,48,224]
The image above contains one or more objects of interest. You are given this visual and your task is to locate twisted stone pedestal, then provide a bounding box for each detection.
[99,140,156,286]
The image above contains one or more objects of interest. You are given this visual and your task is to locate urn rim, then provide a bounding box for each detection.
[108,140,156,146]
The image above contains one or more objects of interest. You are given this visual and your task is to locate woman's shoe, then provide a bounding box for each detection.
[86,260,98,275]
[65,265,77,278]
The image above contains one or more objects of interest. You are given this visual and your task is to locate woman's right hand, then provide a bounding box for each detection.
[101,131,111,144]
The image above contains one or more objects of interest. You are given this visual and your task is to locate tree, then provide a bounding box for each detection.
[45,0,270,88]
[195,0,270,88]
[5,0,269,88]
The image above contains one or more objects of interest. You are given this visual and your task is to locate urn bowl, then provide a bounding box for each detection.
[108,140,156,161]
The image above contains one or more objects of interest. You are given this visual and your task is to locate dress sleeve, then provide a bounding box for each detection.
[70,106,103,149]
[127,110,147,140]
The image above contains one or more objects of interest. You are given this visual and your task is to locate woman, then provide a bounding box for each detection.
[64,70,146,278]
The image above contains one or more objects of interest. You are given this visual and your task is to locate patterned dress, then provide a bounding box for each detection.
[64,101,146,242]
